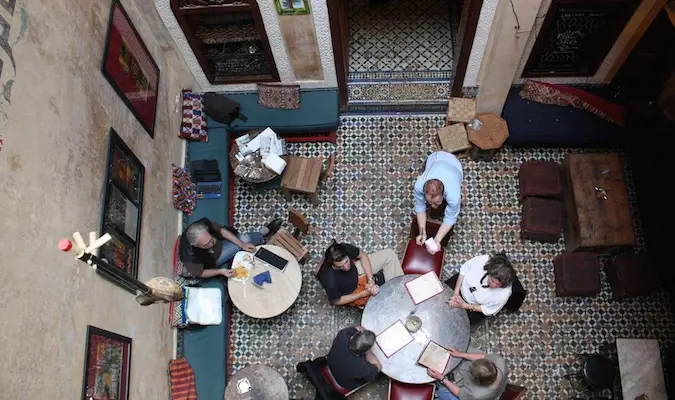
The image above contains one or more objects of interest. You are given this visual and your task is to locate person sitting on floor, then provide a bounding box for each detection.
[428,348,508,400]
[327,326,381,391]
[446,253,515,324]
[178,217,282,278]
[413,151,464,254]
[317,240,404,308]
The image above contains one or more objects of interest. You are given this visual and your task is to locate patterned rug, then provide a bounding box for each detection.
[229,115,674,399]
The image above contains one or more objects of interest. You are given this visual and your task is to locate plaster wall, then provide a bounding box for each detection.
[0,0,194,398]
[463,0,499,87]
[155,0,337,92]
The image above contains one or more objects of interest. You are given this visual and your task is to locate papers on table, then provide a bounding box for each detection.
[405,271,444,305]
[376,320,414,358]
[262,153,287,175]
[417,341,451,372]
[424,237,439,253]
[242,128,285,156]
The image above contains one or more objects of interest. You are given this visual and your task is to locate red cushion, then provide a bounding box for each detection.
[390,380,434,400]
[401,240,443,277]
[319,364,350,395]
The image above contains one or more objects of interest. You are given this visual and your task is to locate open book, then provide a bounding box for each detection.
[417,341,451,373]
[405,271,444,305]
[375,320,414,358]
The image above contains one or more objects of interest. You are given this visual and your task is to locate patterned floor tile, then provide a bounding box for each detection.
[228,115,674,399]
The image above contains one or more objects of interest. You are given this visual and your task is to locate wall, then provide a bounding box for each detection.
[0,0,194,398]
[463,0,499,88]
[156,0,337,92]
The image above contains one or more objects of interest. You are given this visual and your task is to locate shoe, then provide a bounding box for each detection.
[265,218,283,238]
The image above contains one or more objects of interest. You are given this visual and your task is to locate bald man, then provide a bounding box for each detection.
[413,151,463,253]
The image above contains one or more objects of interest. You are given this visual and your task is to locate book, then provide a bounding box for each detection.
[375,320,414,358]
[405,271,444,305]
[417,341,451,372]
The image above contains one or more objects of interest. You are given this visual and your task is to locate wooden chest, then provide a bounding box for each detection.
[563,153,636,253]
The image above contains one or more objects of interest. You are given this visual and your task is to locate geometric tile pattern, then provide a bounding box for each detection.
[229,115,674,399]
[348,0,455,75]
[348,81,451,104]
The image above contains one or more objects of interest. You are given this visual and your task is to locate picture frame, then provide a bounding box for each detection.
[81,326,132,400]
[275,0,311,15]
[99,128,144,285]
[101,0,160,138]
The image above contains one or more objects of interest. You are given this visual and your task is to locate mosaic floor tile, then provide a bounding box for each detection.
[348,81,451,104]
[228,115,674,400]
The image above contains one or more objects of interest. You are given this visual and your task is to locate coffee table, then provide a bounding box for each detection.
[616,338,667,400]
[229,130,282,184]
[361,275,470,384]
[224,364,289,400]
[227,245,302,319]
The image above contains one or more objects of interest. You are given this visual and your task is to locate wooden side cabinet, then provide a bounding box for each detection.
[170,0,280,84]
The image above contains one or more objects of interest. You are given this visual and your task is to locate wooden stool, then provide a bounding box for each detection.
[518,160,563,200]
[437,123,471,158]
[467,113,509,161]
[446,97,476,123]
[521,197,563,243]
[267,209,310,263]
[554,252,601,297]
[605,253,660,300]
[281,156,325,205]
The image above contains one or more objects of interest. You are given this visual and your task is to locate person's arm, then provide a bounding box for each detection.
[440,377,461,396]
[356,250,374,282]
[461,302,483,314]
[332,290,370,306]
[200,268,234,278]
[433,223,453,247]
[364,351,382,372]
[219,227,247,248]
[452,274,464,297]
[416,212,427,245]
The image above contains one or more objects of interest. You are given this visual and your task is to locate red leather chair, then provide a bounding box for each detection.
[502,383,527,400]
[319,363,368,396]
[409,216,452,248]
[388,380,435,400]
[401,239,444,277]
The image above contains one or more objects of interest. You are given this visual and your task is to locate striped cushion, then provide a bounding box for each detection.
[169,358,198,400]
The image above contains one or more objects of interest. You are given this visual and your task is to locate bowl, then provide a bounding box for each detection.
[405,316,422,333]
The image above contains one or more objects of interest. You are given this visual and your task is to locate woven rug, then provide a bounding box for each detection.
[257,84,300,109]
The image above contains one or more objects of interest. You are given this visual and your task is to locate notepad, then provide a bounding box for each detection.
[405,271,444,305]
[376,320,414,358]
[417,341,451,372]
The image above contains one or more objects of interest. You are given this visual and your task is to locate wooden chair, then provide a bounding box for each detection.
[267,209,310,263]
[502,383,527,400]
[320,154,335,181]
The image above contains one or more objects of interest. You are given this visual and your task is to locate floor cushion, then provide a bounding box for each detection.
[401,239,444,277]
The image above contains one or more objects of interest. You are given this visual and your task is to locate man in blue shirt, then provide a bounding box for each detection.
[413,151,463,253]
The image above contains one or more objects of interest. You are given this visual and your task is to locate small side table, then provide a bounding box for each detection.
[467,113,509,161]
[225,364,289,400]
[281,156,324,205]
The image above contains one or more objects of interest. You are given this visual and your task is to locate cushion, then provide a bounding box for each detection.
[389,380,435,400]
[605,253,660,300]
[180,90,208,142]
[257,83,300,109]
[172,165,197,215]
[521,197,563,243]
[518,160,563,200]
[554,252,601,297]
[409,216,452,248]
[401,239,444,277]
[319,364,350,396]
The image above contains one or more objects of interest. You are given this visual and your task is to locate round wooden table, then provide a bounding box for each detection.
[227,245,302,319]
[224,364,289,400]
[361,274,470,384]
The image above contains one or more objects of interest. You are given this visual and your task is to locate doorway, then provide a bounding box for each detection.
[328,0,483,111]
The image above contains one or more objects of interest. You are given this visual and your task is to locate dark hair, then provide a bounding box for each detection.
[484,252,516,287]
[469,359,499,386]
[325,240,349,264]
[349,330,376,355]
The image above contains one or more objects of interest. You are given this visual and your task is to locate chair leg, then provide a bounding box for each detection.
[310,193,319,206]
[283,188,292,201]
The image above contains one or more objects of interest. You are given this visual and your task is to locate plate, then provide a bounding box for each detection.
[231,251,254,282]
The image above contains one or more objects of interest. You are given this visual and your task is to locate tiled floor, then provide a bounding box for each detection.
[229,115,674,399]
[348,0,457,79]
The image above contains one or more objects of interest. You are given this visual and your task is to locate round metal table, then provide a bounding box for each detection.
[224,364,289,400]
[361,274,470,384]
[227,245,302,319]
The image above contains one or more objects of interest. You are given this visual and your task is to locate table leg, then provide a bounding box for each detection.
[283,188,292,201]
[310,192,319,206]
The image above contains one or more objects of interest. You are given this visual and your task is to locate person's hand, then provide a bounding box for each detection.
[415,232,427,246]
[448,347,463,359]
[447,295,465,309]
[427,368,445,381]
[368,284,380,296]
[242,243,256,253]
[221,269,235,278]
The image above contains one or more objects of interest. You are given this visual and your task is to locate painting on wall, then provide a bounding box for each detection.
[275,0,311,15]
[101,0,160,138]
[81,326,132,400]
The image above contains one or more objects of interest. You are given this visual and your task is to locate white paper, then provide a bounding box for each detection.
[376,320,414,357]
[418,341,451,372]
[263,154,287,175]
[185,287,223,325]
[243,127,278,154]
[424,238,439,253]
[405,271,444,305]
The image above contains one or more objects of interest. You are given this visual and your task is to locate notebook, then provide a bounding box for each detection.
[417,341,451,373]
[405,271,444,305]
[375,320,414,358]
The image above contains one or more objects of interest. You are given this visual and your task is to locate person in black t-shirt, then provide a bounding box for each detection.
[317,241,404,307]
[327,326,381,390]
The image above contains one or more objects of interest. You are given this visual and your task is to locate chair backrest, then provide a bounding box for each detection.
[322,154,336,181]
[289,208,310,238]
[502,383,527,400]
[315,256,325,278]
[504,273,527,312]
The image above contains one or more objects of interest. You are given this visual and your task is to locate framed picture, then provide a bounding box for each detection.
[101,0,160,137]
[275,0,311,15]
[81,326,132,400]
[99,128,144,283]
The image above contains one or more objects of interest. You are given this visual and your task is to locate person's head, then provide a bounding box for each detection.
[483,252,516,288]
[325,240,351,271]
[348,329,376,355]
[185,222,215,249]
[468,359,499,387]
[423,179,445,209]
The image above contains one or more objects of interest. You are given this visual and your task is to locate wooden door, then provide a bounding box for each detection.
[328,0,350,108]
